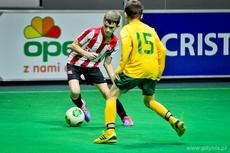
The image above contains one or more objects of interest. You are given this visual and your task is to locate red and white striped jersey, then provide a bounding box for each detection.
[67,26,119,68]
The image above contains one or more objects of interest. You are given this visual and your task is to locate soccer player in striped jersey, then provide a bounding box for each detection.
[94,0,186,144]
[67,10,133,126]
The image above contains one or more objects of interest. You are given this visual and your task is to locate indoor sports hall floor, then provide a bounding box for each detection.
[0,79,230,153]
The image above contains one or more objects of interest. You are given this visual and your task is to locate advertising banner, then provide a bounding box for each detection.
[142,11,230,78]
[1,10,229,81]
[0,11,122,81]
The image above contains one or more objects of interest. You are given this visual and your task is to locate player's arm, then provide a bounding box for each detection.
[116,31,132,74]
[70,38,98,60]
[103,55,116,84]
[155,32,166,80]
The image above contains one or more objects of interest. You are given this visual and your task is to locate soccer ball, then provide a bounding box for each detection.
[65,107,85,127]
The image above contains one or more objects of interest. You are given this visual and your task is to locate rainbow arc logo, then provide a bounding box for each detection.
[24,16,61,39]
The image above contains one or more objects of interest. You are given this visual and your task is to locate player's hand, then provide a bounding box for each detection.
[86,52,98,61]
[157,77,161,81]
[114,72,120,80]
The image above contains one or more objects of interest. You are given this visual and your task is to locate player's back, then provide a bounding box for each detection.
[120,21,165,80]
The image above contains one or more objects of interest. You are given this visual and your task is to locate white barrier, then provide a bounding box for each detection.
[0,10,122,81]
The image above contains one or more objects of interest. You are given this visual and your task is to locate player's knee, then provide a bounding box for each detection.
[143,100,150,108]
[102,92,108,99]
[98,87,109,99]
[143,95,154,108]
[71,88,80,96]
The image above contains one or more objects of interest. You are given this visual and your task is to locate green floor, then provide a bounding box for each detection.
[0,85,229,153]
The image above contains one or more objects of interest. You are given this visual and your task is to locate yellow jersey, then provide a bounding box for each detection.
[116,21,166,80]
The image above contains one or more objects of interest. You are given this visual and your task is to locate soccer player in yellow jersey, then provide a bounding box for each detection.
[94,0,186,144]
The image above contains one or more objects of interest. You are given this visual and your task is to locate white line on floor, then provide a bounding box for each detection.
[0,87,229,94]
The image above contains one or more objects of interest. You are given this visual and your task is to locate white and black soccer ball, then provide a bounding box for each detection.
[65,107,85,127]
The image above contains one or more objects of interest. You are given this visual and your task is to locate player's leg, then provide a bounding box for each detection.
[95,83,133,126]
[94,73,140,143]
[67,64,90,122]
[94,83,121,144]
[140,79,186,136]
[68,79,81,105]
[144,95,186,136]
[85,67,133,126]
[116,100,133,126]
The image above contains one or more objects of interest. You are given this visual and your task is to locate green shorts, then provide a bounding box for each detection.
[114,72,157,96]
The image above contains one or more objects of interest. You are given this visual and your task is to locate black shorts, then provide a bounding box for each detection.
[67,63,106,85]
